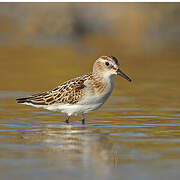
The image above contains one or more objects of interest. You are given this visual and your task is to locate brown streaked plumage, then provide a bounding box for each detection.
[17,74,90,105]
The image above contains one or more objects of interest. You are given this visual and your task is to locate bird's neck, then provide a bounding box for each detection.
[92,71,114,83]
[92,72,114,94]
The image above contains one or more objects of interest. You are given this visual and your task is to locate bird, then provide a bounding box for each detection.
[16,56,132,124]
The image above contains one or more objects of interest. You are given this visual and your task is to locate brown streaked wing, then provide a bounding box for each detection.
[30,74,90,105]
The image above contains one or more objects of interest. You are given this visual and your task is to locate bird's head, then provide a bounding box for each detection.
[93,56,132,82]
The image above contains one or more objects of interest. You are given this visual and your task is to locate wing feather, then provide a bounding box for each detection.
[16,74,91,105]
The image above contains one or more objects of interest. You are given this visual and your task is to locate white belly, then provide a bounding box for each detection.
[43,94,108,116]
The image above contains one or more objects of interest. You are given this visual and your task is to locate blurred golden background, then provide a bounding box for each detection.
[0,3,180,96]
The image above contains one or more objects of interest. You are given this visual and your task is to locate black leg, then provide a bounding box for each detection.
[82,114,86,124]
[65,116,70,124]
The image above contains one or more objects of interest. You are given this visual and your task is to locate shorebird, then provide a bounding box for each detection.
[16,56,132,124]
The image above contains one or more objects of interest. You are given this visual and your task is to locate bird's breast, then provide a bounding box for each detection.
[94,75,114,96]
[80,75,114,105]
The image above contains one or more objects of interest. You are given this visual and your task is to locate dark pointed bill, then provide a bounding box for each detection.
[116,69,132,82]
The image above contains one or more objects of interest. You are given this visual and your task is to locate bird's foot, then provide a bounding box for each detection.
[65,116,70,124]
[82,119,85,125]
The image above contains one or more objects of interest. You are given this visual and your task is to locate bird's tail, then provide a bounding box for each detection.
[16,93,47,105]
[16,97,32,104]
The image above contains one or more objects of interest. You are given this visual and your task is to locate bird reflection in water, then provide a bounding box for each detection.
[19,122,121,170]
[42,124,111,161]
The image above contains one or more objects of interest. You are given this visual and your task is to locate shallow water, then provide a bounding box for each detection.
[1,47,180,180]
[1,90,180,180]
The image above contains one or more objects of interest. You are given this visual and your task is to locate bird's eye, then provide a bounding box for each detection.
[105,62,109,66]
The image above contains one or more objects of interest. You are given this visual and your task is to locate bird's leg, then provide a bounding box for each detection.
[82,114,86,124]
[65,116,70,124]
